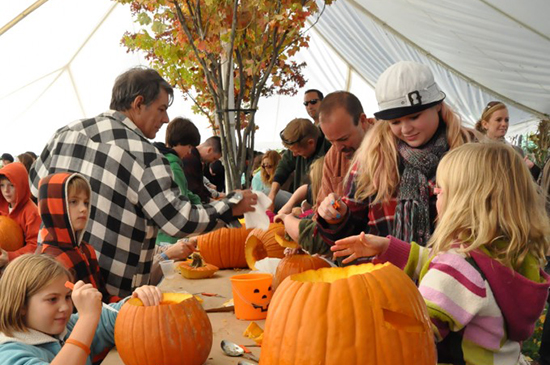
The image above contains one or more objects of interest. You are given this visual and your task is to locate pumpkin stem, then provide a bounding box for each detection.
[191,252,206,268]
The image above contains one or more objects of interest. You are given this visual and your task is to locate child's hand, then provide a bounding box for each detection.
[72,281,102,320]
[166,239,196,260]
[273,213,288,224]
[524,155,535,169]
[331,232,389,264]
[318,193,347,223]
[284,247,301,256]
[132,286,162,306]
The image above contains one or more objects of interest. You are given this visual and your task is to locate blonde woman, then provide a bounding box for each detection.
[251,150,291,211]
[332,142,550,365]
[475,101,539,178]
[318,61,475,248]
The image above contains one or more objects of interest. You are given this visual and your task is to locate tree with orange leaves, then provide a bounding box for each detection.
[116,0,335,189]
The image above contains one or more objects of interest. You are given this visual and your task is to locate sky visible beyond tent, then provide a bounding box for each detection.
[0,0,378,159]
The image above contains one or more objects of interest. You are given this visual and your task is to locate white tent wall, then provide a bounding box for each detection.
[313,0,549,136]
[0,0,374,157]
[2,0,548,158]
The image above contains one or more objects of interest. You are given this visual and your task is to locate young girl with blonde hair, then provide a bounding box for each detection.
[0,254,161,365]
[332,142,550,364]
[318,61,475,248]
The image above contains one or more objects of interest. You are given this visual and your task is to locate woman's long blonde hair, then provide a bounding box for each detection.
[429,142,550,270]
[0,254,72,337]
[351,102,473,203]
[308,156,325,206]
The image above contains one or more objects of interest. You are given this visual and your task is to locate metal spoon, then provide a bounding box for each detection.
[221,340,260,363]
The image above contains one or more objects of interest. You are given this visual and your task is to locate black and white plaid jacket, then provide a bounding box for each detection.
[30,111,239,297]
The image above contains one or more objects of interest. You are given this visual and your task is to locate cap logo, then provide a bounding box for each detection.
[408,91,422,106]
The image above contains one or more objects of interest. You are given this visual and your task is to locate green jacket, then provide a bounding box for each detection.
[273,134,331,192]
[155,148,202,245]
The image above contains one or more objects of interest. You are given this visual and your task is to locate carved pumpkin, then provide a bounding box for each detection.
[274,232,300,249]
[260,263,436,364]
[115,293,212,365]
[0,216,24,251]
[272,249,331,291]
[197,226,252,268]
[245,223,286,270]
[178,253,219,279]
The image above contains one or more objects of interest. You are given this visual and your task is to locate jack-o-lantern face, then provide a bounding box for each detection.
[231,273,274,320]
[260,263,436,365]
[251,285,272,312]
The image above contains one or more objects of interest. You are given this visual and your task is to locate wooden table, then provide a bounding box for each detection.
[102,269,264,364]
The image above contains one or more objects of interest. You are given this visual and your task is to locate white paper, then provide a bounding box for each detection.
[244,191,272,230]
[253,257,282,276]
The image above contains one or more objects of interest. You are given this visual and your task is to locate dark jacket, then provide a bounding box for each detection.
[272,134,331,192]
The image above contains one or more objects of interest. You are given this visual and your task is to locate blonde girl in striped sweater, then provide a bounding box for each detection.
[332,142,550,365]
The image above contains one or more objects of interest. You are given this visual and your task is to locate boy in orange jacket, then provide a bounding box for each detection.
[0,162,40,266]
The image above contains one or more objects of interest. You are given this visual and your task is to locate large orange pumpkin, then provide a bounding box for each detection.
[260,263,436,364]
[245,223,286,270]
[114,293,212,365]
[0,215,24,251]
[197,226,252,268]
[272,249,331,290]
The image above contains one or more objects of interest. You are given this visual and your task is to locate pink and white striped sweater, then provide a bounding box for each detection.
[377,236,550,365]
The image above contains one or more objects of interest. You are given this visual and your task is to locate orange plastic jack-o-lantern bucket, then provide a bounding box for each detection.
[230,273,273,320]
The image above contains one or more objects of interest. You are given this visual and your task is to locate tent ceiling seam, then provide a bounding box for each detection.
[478,0,550,43]
[68,67,86,117]
[67,3,118,65]
[346,0,548,120]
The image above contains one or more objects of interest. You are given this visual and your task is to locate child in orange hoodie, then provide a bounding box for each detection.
[0,162,40,265]
[39,172,120,303]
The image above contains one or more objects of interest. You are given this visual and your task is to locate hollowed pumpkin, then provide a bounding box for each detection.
[272,249,331,291]
[260,263,436,365]
[115,292,212,365]
[245,223,286,270]
[274,233,300,249]
[197,226,252,268]
[0,216,24,251]
[178,253,219,279]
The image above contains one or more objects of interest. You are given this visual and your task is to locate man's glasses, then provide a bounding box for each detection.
[279,129,305,145]
[303,99,319,107]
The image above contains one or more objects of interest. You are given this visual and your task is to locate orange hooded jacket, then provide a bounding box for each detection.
[0,162,40,260]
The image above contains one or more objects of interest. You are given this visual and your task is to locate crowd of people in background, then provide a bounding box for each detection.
[1,61,550,365]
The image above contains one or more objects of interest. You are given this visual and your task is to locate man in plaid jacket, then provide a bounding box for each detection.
[29,67,257,297]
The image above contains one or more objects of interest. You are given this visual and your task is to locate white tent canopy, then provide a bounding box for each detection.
[1,0,548,157]
[311,0,550,136]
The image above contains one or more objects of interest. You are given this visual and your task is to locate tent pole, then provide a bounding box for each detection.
[0,0,50,37]
[345,66,352,91]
